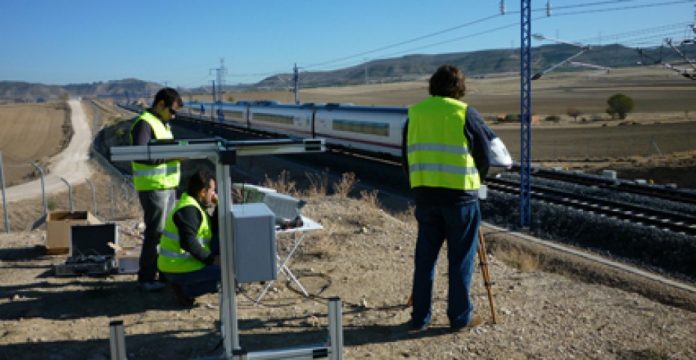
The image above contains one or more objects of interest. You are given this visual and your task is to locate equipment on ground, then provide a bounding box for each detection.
[54,223,119,276]
[111,137,332,359]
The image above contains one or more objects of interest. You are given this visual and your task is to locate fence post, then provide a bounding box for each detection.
[31,162,47,217]
[85,179,97,215]
[0,152,10,233]
[59,177,73,212]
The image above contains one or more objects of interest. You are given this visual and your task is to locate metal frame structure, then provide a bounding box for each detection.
[520,0,532,228]
[111,137,328,359]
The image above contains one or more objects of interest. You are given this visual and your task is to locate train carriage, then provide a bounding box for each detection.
[313,104,407,158]
[247,102,315,138]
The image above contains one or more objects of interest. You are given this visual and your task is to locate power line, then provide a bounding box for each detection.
[220,0,696,81]
[304,13,502,69]
[576,21,692,44]
[550,0,696,17]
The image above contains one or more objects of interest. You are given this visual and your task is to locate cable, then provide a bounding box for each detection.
[304,13,501,69]
[225,0,696,81]
[576,22,693,44]
[551,0,696,17]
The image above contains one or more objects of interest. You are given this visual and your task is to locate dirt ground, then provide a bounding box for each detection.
[0,102,70,186]
[0,193,694,359]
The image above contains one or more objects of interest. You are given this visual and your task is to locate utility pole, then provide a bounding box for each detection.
[210,58,227,103]
[210,80,216,122]
[520,0,532,228]
[293,63,300,105]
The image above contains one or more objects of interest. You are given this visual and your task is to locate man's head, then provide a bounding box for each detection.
[429,64,466,99]
[187,169,217,207]
[151,87,183,122]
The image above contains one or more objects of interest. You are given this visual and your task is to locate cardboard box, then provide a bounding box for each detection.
[45,211,101,255]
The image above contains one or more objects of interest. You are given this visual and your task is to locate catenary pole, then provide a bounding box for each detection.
[520,0,532,227]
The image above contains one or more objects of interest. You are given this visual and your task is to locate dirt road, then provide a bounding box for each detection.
[4,99,92,202]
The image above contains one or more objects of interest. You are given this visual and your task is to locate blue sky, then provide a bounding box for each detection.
[1,0,695,87]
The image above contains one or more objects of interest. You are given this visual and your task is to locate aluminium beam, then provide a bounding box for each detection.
[111,137,325,359]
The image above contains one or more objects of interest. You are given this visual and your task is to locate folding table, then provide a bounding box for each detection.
[254,215,323,304]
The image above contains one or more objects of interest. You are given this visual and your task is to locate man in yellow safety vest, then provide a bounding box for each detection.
[130,87,183,291]
[403,64,495,331]
[158,169,220,307]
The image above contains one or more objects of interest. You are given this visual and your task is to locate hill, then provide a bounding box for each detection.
[256,43,696,88]
[0,79,161,103]
[2,43,695,99]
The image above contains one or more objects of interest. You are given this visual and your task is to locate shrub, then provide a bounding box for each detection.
[606,93,634,119]
[504,113,520,122]
[544,115,561,123]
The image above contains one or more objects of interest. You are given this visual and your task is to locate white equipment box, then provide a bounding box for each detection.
[231,203,277,283]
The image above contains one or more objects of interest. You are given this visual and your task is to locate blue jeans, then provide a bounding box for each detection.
[137,189,176,283]
[164,265,221,298]
[410,201,480,329]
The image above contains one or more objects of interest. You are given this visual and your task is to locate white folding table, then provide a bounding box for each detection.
[254,215,323,304]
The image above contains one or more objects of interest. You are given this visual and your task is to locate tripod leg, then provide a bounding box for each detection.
[477,229,497,324]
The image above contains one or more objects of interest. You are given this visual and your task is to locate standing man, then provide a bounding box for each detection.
[130,87,183,291]
[158,170,220,307]
[403,64,493,331]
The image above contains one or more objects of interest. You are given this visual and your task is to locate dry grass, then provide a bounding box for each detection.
[359,189,380,208]
[494,247,540,273]
[304,170,329,197]
[332,172,357,198]
[261,170,298,196]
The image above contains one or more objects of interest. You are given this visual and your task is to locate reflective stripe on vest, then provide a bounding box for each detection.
[157,193,212,274]
[130,111,181,191]
[407,96,480,190]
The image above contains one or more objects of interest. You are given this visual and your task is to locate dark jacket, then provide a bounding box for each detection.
[172,199,219,265]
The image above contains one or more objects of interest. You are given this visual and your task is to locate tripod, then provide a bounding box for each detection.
[477,229,497,324]
[406,226,497,324]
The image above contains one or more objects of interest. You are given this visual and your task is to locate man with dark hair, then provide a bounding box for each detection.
[158,169,220,307]
[402,64,494,331]
[130,87,184,291]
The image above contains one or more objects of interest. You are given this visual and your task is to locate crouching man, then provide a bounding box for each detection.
[158,170,220,307]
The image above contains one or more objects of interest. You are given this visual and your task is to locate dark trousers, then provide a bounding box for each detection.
[164,265,221,298]
[137,189,175,283]
[410,201,480,329]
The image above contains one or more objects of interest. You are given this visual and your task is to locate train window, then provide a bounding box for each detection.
[254,113,294,125]
[332,119,389,137]
[223,110,244,119]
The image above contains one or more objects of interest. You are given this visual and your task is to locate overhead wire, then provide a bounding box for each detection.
[216,0,696,83]
[308,1,695,72]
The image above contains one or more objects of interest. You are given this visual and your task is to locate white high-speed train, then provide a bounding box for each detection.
[182,100,512,167]
[184,101,407,158]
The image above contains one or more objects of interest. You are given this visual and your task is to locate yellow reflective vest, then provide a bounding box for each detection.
[407,96,480,191]
[129,111,180,191]
[157,193,212,273]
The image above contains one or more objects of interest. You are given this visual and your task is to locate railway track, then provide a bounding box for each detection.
[521,166,696,206]
[487,176,696,236]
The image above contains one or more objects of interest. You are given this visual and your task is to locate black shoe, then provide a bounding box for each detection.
[171,284,195,308]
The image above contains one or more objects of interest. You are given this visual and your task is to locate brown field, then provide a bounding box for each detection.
[0,103,70,186]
